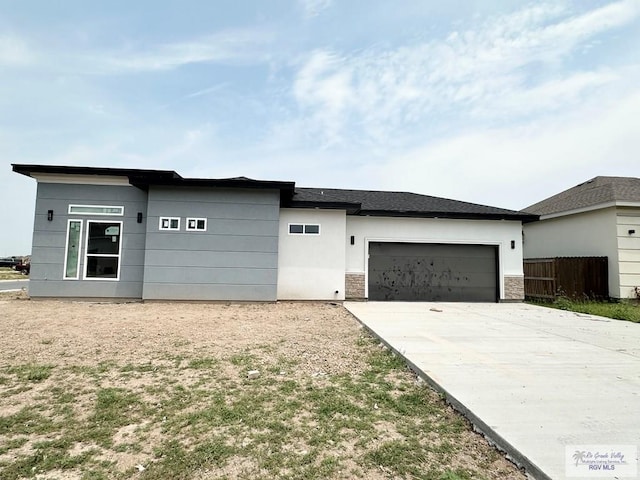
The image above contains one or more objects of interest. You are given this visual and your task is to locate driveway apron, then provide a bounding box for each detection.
[344,302,640,480]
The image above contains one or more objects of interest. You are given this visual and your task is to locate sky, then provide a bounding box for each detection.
[1,0,640,255]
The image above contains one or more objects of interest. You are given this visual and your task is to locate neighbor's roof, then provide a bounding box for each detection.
[525,176,640,217]
[289,187,537,221]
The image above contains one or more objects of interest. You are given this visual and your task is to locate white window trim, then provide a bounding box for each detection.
[63,219,83,280]
[186,217,207,232]
[159,217,181,231]
[288,223,321,235]
[83,220,123,281]
[68,204,124,216]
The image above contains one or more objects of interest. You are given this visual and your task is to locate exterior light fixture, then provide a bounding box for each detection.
[47,210,53,221]
[137,212,143,224]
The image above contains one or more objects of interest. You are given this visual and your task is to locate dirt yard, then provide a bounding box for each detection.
[0,291,526,480]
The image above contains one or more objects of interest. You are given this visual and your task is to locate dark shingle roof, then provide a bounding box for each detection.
[12,164,295,198]
[289,187,536,221]
[525,176,640,216]
[13,163,535,221]
[12,163,180,180]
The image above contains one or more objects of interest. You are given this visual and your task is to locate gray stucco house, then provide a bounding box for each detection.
[14,164,536,302]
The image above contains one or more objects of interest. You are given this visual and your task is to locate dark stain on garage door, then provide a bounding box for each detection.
[368,242,498,302]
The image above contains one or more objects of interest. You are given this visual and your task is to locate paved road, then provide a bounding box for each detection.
[345,302,640,480]
[0,279,28,292]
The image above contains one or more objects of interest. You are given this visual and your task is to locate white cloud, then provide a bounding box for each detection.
[184,84,228,100]
[293,50,353,145]
[83,28,275,73]
[473,69,619,119]
[361,85,640,210]
[0,25,275,75]
[290,1,640,146]
[0,34,34,66]
[41,123,222,172]
[540,0,640,48]
[298,0,333,18]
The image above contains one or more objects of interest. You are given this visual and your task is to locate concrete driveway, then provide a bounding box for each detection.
[344,302,640,480]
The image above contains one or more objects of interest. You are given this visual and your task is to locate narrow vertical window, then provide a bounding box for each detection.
[64,220,83,279]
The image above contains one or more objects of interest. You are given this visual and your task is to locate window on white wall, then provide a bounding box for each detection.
[288,223,320,235]
[84,221,122,280]
[159,217,180,230]
[186,218,207,231]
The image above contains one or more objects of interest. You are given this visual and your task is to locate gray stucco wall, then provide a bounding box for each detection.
[142,186,280,301]
[29,183,148,298]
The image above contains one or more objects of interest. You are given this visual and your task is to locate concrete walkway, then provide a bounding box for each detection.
[344,302,640,480]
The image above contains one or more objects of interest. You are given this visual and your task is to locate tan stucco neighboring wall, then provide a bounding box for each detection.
[616,208,640,298]
[523,207,626,297]
[524,208,618,258]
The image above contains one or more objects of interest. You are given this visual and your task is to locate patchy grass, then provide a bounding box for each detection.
[532,297,640,323]
[0,267,26,281]
[0,301,525,479]
[0,343,520,479]
[6,364,54,383]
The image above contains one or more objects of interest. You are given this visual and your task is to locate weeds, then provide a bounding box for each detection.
[535,297,640,323]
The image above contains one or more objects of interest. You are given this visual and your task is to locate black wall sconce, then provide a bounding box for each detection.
[350,235,355,245]
[510,240,516,249]
[629,229,636,235]
[47,210,53,221]
[137,212,143,224]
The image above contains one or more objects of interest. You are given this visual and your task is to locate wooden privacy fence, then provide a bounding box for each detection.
[524,257,608,300]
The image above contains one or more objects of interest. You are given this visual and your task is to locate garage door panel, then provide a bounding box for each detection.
[368,242,498,302]
[371,242,494,258]
[368,283,496,302]
[369,256,494,274]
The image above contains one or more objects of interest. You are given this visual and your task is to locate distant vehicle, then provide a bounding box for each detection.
[14,262,30,275]
[0,257,19,268]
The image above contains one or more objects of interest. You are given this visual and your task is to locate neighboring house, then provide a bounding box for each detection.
[523,176,640,299]
[13,164,536,302]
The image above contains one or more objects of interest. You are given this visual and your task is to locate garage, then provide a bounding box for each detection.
[368,242,498,302]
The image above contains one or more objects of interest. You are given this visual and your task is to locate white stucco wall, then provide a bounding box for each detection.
[346,216,525,300]
[523,207,623,297]
[277,208,346,300]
